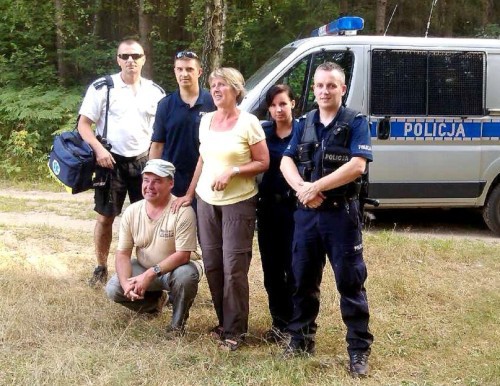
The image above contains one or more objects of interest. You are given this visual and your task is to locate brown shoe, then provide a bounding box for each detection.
[209,325,224,340]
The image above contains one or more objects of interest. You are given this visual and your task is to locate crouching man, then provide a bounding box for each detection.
[106,159,202,336]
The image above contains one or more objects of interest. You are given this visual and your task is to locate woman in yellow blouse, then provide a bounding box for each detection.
[185,67,269,350]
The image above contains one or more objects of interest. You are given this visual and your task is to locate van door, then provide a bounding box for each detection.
[368,48,485,206]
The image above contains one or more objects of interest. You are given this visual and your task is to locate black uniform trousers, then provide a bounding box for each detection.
[287,199,373,354]
[256,196,295,331]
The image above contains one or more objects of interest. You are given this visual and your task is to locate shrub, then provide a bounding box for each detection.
[0,86,81,180]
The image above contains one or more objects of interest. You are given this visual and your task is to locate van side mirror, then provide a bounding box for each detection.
[377,117,391,140]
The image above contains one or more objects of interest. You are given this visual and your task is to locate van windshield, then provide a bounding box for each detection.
[245,47,296,91]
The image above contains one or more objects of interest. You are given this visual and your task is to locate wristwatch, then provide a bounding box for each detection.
[152,264,162,277]
[232,166,240,175]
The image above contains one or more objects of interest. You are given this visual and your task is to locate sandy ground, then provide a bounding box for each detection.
[0,189,116,231]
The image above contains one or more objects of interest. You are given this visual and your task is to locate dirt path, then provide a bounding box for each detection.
[0,189,116,231]
[0,188,498,243]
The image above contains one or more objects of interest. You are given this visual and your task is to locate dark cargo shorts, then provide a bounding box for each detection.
[94,152,148,217]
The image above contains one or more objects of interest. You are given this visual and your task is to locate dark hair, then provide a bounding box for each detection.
[265,84,295,108]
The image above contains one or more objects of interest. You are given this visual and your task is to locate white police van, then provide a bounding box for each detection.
[240,16,500,236]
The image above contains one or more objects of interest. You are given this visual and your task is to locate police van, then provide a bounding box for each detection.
[239,16,500,236]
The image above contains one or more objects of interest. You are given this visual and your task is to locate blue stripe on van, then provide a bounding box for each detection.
[370,119,500,139]
[483,121,500,137]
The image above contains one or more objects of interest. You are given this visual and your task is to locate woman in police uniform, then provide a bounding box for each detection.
[257,84,299,342]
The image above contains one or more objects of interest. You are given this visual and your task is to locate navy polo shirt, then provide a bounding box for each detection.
[258,120,299,197]
[284,107,373,162]
[152,89,215,196]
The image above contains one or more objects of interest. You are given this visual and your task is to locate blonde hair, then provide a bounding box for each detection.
[209,67,247,104]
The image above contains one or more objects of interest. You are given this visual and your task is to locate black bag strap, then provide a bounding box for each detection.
[102,75,114,140]
[75,75,114,137]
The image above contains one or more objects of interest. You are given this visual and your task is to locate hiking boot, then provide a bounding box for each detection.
[282,338,316,358]
[349,351,369,377]
[88,265,108,287]
[263,327,289,344]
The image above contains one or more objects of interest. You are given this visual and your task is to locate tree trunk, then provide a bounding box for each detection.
[201,0,226,87]
[375,0,387,35]
[54,0,68,85]
[482,0,494,26]
[139,0,153,79]
[339,0,349,15]
[92,0,102,37]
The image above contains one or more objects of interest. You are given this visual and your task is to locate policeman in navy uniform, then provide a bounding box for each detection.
[150,51,215,209]
[280,62,374,377]
[257,85,299,342]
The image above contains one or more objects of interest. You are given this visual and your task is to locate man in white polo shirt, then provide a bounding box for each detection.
[105,159,202,336]
[78,39,165,287]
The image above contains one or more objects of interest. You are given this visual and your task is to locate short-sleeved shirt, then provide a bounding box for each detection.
[258,120,299,197]
[79,73,165,157]
[284,107,373,162]
[117,196,197,268]
[196,110,266,205]
[151,89,216,196]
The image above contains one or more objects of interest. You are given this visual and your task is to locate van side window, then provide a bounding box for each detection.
[371,50,484,116]
[277,50,354,117]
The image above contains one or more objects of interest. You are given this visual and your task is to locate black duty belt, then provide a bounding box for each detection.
[111,151,148,163]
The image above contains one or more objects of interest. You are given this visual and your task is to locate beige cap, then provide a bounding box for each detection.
[142,159,175,178]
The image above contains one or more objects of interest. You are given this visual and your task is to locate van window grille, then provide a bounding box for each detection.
[371,50,484,116]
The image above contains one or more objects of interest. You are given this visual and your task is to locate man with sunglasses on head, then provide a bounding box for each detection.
[149,50,215,212]
[78,39,165,287]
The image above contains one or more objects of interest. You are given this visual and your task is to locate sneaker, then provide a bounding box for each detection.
[282,338,316,358]
[88,265,108,287]
[164,325,185,340]
[263,327,289,344]
[349,351,369,377]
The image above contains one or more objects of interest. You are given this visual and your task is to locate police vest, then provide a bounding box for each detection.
[297,107,360,198]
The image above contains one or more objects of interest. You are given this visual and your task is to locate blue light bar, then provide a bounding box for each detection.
[311,16,365,37]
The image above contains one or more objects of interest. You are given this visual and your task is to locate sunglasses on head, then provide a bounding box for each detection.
[175,51,199,60]
[117,53,144,61]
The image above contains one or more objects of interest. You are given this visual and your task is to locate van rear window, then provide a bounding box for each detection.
[370,49,484,116]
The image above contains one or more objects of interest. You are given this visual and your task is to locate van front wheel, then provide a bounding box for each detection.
[483,184,500,236]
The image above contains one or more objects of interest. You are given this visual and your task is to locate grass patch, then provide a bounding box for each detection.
[1,194,499,385]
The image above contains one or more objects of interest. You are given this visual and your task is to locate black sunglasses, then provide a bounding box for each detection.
[117,53,144,61]
[175,51,199,60]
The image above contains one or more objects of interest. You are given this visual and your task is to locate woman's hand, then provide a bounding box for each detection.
[171,194,193,213]
[211,167,236,191]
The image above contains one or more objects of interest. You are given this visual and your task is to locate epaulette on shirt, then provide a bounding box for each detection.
[152,82,166,94]
[92,75,114,90]
[261,120,274,129]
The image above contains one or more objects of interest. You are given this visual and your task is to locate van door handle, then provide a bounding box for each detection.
[377,117,391,140]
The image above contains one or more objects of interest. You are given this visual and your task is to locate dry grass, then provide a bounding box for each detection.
[1,192,499,386]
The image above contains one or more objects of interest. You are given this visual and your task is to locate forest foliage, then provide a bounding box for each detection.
[0,0,499,179]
